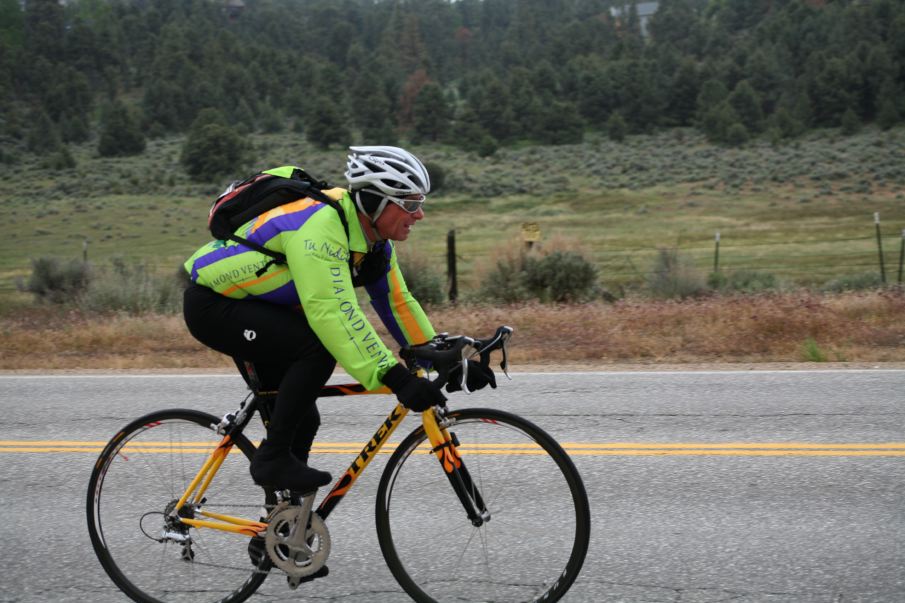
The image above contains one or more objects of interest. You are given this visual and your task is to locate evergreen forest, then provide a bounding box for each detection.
[1,0,904,176]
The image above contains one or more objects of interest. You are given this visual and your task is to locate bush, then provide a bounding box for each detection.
[647,248,706,299]
[77,258,185,314]
[42,145,77,170]
[21,257,91,303]
[478,251,532,304]
[396,251,446,306]
[710,269,779,293]
[821,272,884,293]
[725,122,749,146]
[478,241,598,303]
[523,251,598,302]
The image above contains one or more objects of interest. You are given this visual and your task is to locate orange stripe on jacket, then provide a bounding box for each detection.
[249,198,319,234]
[389,267,427,343]
[221,267,289,296]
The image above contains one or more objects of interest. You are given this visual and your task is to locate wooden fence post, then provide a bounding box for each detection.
[447,229,457,303]
[713,231,720,274]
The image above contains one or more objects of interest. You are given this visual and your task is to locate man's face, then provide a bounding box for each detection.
[375,197,425,241]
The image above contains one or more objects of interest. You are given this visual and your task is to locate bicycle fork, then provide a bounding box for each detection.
[422,407,490,527]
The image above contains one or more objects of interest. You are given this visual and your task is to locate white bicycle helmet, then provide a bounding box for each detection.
[345,146,431,223]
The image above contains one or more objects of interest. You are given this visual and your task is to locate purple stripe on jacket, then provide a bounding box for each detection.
[190,202,328,279]
[256,281,300,305]
[191,244,254,280]
[246,203,327,247]
[370,297,407,347]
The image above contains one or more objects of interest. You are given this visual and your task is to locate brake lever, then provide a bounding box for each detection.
[459,342,478,394]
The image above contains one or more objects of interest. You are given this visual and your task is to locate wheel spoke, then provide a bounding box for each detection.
[87,410,270,603]
[376,408,590,603]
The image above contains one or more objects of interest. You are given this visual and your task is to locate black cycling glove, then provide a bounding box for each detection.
[382,364,447,412]
[446,362,497,393]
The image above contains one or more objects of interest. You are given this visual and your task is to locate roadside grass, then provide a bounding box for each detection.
[2,290,903,370]
[2,127,904,303]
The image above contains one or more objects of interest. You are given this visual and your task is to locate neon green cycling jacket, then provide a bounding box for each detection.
[184,167,435,390]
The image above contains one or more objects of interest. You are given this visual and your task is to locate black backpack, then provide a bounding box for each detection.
[208,167,350,277]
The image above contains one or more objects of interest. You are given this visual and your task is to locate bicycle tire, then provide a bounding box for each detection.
[376,408,591,603]
[86,408,271,603]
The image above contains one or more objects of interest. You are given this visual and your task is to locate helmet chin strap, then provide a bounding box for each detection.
[353,190,387,244]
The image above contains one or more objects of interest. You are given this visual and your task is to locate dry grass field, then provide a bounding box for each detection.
[2,290,903,371]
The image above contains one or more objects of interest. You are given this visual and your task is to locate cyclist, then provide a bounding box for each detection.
[182,146,495,493]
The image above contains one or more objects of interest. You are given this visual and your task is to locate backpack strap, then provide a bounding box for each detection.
[225,172,352,277]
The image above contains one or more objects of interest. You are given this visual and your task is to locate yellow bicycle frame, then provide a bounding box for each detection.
[173,389,461,536]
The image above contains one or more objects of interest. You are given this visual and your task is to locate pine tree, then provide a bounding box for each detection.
[25,109,61,155]
[534,100,584,145]
[728,80,764,133]
[305,94,351,150]
[98,101,146,157]
[412,82,450,143]
[667,60,701,127]
[181,109,250,182]
[876,80,901,130]
[695,79,729,125]
[840,108,861,135]
[606,112,627,142]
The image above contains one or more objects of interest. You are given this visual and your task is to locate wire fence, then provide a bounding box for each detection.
[2,228,904,297]
[451,227,905,289]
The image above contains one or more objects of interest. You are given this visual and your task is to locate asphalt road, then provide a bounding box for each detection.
[1,369,903,602]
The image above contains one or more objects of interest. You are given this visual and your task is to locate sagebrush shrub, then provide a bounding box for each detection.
[77,258,185,314]
[478,254,532,303]
[478,241,598,303]
[396,252,446,306]
[523,251,598,302]
[820,272,883,293]
[710,269,779,293]
[647,248,706,299]
[22,257,92,303]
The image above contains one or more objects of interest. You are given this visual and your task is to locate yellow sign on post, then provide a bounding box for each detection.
[521,222,541,243]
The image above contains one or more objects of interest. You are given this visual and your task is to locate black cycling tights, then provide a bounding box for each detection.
[183,284,336,456]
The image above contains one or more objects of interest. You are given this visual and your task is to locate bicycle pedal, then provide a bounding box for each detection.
[287,565,329,589]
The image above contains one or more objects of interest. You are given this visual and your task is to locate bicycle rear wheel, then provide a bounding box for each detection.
[376,408,591,603]
[86,409,271,603]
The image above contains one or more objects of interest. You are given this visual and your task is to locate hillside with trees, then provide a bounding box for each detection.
[1,0,904,176]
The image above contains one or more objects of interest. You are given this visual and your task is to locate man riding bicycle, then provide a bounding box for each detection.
[183,146,494,493]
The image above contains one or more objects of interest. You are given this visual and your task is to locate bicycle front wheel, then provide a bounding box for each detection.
[86,409,271,603]
[376,408,591,603]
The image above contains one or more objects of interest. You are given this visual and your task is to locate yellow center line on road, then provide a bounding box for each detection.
[1,441,904,456]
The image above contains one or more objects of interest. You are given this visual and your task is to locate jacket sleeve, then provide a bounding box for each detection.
[283,208,397,391]
[364,242,436,348]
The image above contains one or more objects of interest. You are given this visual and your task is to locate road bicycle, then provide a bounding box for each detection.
[87,326,591,602]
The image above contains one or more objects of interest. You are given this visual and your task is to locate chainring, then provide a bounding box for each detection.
[264,504,331,579]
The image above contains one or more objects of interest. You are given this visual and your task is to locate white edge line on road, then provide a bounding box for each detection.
[1,369,904,380]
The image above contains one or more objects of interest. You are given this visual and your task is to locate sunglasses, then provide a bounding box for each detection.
[386,193,425,214]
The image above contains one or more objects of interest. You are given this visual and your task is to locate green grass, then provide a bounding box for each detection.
[2,126,905,304]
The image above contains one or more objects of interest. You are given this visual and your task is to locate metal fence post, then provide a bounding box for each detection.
[897,229,904,285]
[875,213,886,284]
